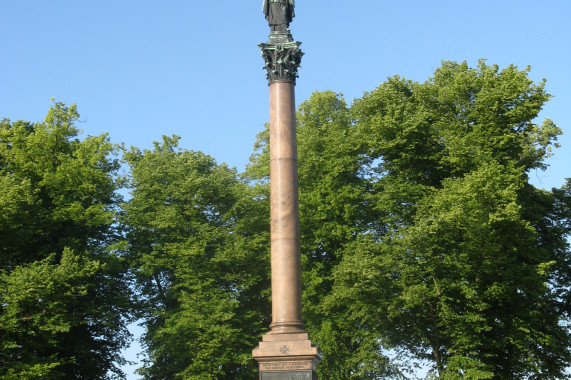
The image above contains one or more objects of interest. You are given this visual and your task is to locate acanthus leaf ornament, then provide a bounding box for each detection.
[259,38,303,84]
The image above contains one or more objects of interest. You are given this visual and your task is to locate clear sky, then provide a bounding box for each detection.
[2,1,570,378]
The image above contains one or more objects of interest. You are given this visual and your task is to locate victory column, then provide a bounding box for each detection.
[252,1,321,379]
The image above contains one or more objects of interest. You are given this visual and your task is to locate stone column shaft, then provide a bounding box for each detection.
[269,81,304,333]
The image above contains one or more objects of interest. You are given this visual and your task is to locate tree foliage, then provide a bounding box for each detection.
[123,136,270,379]
[3,60,570,380]
[0,102,132,379]
[318,61,569,378]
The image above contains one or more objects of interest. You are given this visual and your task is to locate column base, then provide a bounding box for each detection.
[269,321,306,334]
[253,332,321,379]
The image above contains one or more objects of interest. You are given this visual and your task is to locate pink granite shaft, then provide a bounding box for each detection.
[268,81,304,334]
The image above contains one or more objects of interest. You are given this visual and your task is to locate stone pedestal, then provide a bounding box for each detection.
[253,30,320,379]
[254,332,319,379]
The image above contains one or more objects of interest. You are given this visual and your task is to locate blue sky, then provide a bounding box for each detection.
[2,1,570,378]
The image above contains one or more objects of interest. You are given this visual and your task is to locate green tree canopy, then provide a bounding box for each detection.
[330,61,569,378]
[0,102,132,379]
[7,59,567,380]
[123,136,271,379]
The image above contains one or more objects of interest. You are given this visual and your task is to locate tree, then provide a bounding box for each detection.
[295,92,402,378]
[0,102,132,379]
[123,136,270,379]
[329,60,570,378]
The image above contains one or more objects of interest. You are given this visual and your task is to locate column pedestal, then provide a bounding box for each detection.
[253,332,319,379]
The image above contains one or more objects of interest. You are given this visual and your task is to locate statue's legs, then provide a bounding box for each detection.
[268,3,290,31]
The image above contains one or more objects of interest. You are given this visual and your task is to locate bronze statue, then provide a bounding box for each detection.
[263,0,295,32]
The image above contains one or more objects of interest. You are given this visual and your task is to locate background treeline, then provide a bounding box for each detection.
[1,61,570,379]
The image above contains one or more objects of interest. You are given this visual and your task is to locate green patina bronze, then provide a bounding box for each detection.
[260,1,302,84]
[259,35,303,84]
